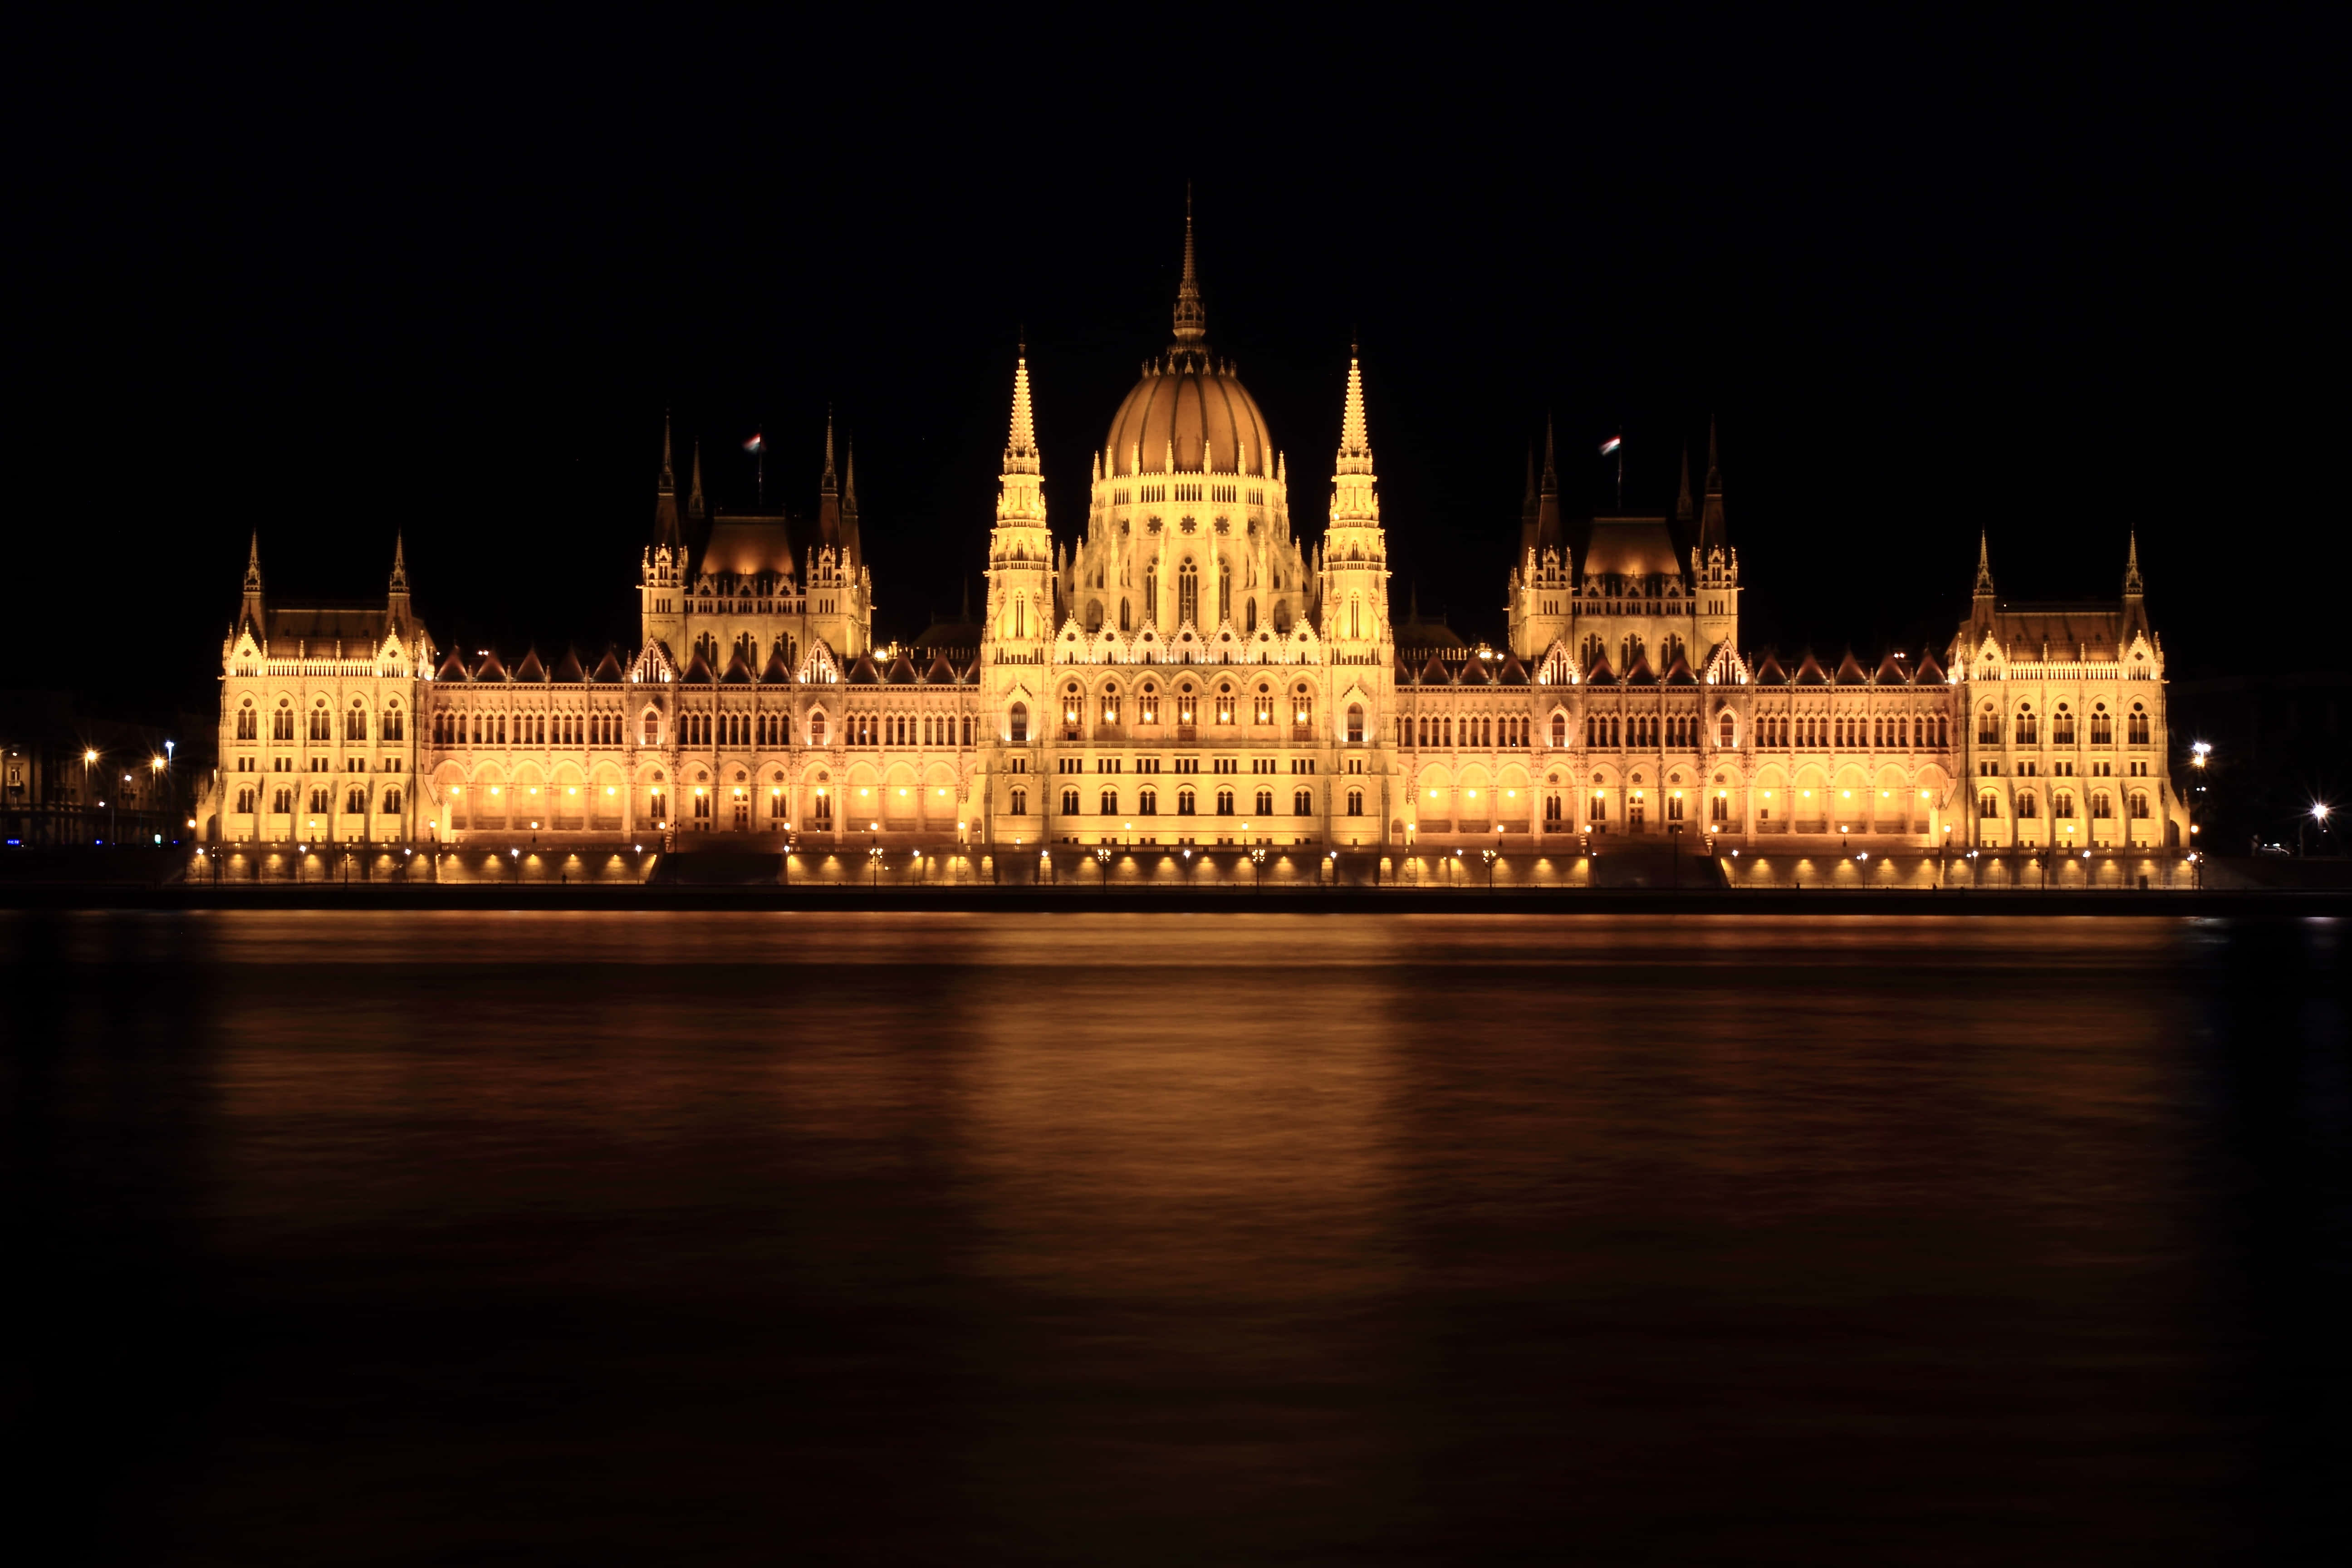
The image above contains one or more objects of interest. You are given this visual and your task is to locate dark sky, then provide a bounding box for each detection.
[16,14,2342,721]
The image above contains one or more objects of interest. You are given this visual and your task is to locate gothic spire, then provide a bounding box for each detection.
[1171,188,1206,352]
[1335,340,1372,474]
[1974,530,1997,597]
[687,441,706,522]
[1005,339,1039,474]
[389,532,408,592]
[1697,421,1728,559]
[2123,531,2144,596]
[843,441,859,514]
[650,412,683,553]
[658,407,676,494]
[244,530,263,592]
[1533,416,1563,557]
[821,406,838,496]
[1675,440,1695,524]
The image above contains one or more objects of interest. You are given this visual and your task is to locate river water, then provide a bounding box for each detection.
[5,912,2347,1563]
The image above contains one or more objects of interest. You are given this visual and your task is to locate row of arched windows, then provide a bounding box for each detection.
[1050,784,1328,817]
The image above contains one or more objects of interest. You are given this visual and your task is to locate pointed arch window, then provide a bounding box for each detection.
[1178,560,1199,625]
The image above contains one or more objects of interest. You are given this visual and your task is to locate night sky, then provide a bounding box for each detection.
[18,15,2342,720]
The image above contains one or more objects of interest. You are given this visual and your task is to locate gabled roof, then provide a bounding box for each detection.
[884,651,919,685]
[474,649,510,682]
[1622,654,1657,686]
[1751,652,1788,685]
[924,650,961,685]
[1833,651,1870,686]
[513,647,547,682]
[1460,657,1493,686]
[1792,653,1830,686]
[1583,653,1618,686]
[551,647,586,683]
[1872,651,1910,684]
[1495,653,1530,686]
[1418,652,1454,686]
[845,654,881,685]
[591,646,626,683]
[721,647,755,685]
[1662,653,1699,686]
[761,645,794,684]
[681,648,716,684]
[1912,649,1948,684]
[436,648,470,681]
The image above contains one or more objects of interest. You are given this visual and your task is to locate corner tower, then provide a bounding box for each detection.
[1692,420,1740,656]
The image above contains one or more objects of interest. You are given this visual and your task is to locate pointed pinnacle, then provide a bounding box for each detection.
[659,408,676,491]
[1705,415,1722,490]
[822,407,838,492]
[1540,416,1558,493]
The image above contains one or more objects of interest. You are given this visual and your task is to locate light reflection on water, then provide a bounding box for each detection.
[5,912,2347,1564]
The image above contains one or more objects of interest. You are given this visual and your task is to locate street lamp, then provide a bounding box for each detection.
[2302,801,2332,858]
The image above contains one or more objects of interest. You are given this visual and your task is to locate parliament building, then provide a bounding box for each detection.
[198,218,2188,862]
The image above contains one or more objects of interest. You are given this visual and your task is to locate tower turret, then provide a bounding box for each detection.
[641,411,686,653]
[1693,418,1740,656]
[1323,341,1392,661]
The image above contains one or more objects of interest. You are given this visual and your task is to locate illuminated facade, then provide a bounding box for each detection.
[198,216,2186,857]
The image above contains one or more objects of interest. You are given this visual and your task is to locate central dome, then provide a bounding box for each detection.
[1105,358,1274,478]
[1101,205,1274,479]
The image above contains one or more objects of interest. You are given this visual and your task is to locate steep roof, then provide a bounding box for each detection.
[1792,653,1829,686]
[698,513,798,579]
[1833,651,1869,686]
[513,647,547,682]
[1581,516,1682,579]
[590,646,626,683]
[552,647,586,684]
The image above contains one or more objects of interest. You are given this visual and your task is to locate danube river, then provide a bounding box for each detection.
[5,912,2345,1563]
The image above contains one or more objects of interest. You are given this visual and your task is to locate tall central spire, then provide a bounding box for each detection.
[1336,340,1372,475]
[1171,187,1206,353]
[1005,338,1039,474]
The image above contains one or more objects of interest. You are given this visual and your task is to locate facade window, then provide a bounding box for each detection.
[1140,685,1160,725]
[1591,792,1608,823]
[1719,711,1736,748]
[1710,792,1729,822]
[1294,688,1314,728]
[1978,707,2000,744]
[2128,707,2150,745]
[1216,687,1236,725]
[1178,787,1196,815]
[1254,692,1274,725]
[1179,560,1199,625]
[1666,793,1685,822]
[1980,790,2001,819]
[1294,787,1313,815]
[345,786,365,813]
[2016,706,2039,745]
[2053,709,2077,745]
[1060,787,1080,816]
[1348,789,1364,817]
[1099,787,1118,815]
[2092,792,2113,820]
[1007,787,1025,817]
[2129,791,2149,819]
[1348,704,1366,744]
[1216,787,1235,815]
[2091,710,2113,745]
[2053,791,2074,819]
[236,703,257,740]
[1255,787,1274,815]
[274,703,295,741]
[1138,785,1157,815]
[1007,703,1026,744]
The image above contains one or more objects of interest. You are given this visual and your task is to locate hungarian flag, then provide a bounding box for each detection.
[743,433,764,453]
[1598,435,1622,456]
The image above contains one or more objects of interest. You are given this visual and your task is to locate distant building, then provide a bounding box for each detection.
[1,691,203,847]
[195,213,2186,862]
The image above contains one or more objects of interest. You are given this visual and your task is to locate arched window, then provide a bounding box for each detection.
[2052,791,2073,819]
[1007,702,1027,744]
[1178,786,1196,815]
[1008,786,1025,816]
[1179,559,1199,625]
[1294,685,1314,729]
[274,700,295,741]
[2053,706,2077,745]
[1978,704,2000,744]
[1218,562,1232,626]
[1293,787,1313,815]
[1120,597,1131,632]
[1144,564,1158,623]
[1061,787,1080,816]
[236,700,257,740]
[1245,597,1257,633]
[2090,706,2113,745]
[2129,791,2150,819]
[1544,793,1561,822]
[641,710,660,745]
[1348,789,1364,816]
[1347,703,1366,744]
[2019,792,2041,819]
[2127,705,2149,745]
[1980,790,2001,818]
[2092,792,2113,819]
[1099,787,1118,815]
[1718,711,1736,748]
[1710,792,1729,822]
[2015,704,2039,745]
[1138,785,1157,814]
[1216,787,1235,815]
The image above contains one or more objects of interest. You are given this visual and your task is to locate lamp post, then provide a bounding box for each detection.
[1096,843,1111,890]
[1669,820,1681,889]
[1251,844,1266,892]
[2303,801,2332,858]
